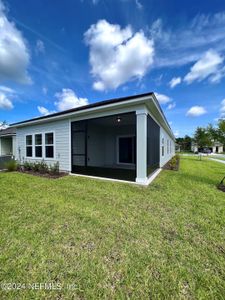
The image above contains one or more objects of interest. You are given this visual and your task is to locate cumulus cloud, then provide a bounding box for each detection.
[169,77,181,88]
[167,102,176,110]
[35,39,45,54]
[0,0,31,83]
[186,106,207,117]
[0,92,13,109]
[184,50,224,84]
[37,106,55,116]
[155,92,171,104]
[54,88,88,111]
[84,20,154,91]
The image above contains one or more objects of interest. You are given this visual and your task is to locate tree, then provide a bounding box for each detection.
[0,120,8,130]
[194,127,212,148]
[176,135,192,151]
[218,119,225,145]
[206,124,220,142]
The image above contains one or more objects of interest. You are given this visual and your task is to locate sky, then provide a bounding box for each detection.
[0,0,225,137]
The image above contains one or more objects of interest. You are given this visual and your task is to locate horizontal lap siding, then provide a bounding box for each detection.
[160,127,175,167]
[16,119,70,172]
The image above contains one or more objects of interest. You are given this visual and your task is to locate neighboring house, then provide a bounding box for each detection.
[191,141,224,153]
[175,143,181,152]
[12,92,175,185]
[0,127,16,169]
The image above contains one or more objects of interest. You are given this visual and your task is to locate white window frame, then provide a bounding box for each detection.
[167,139,169,154]
[25,131,55,160]
[117,135,136,165]
[34,133,43,158]
[45,132,55,159]
[162,137,165,157]
[25,134,33,158]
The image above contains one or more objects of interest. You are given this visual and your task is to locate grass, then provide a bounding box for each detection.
[0,157,225,299]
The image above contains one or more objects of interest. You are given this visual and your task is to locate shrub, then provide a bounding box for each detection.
[49,162,59,175]
[5,160,17,172]
[169,154,180,170]
[23,161,33,171]
[39,160,49,174]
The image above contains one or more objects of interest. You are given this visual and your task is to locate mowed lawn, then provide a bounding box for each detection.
[0,157,225,299]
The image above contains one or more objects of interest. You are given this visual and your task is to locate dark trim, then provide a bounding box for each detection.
[11,92,154,126]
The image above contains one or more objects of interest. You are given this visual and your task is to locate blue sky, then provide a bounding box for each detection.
[0,0,225,137]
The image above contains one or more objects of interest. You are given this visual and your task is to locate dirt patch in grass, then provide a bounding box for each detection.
[217,183,225,192]
[18,170,68,179]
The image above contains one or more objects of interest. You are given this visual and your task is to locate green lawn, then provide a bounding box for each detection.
[0,157,225,299]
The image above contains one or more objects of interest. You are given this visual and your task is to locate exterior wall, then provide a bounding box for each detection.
[159,126,175,168]
[16,119,70,172]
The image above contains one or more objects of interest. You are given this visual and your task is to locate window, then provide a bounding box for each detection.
[26,135,33,157]
[35,134,42,158]
[162,138,164,156]
[118,136,136,164]
[170,141,172,154]
[45,133,54,158]
[167,139,169,154]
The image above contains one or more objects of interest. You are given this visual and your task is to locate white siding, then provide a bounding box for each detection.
[159,127,175,167]
[16,119,70,172]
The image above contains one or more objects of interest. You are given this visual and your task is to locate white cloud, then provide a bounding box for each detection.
[184,50,224,84]
[54,88,88,111]
[174,130,179,138]
[0,92,13,110]
[135,0,143,10]
[35,39,45,54]
[186,106,207,117]
[155,92,171,104]
[37,106,56,116]
[0,0,31,83]
[169,77,181,88]
[220,99,225,118]
[0,85,15,93]
[167,102,176,110]
[84,20,154,91]
[149,12,225,68]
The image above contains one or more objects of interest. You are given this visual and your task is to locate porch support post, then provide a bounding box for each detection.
[136,109,147,184]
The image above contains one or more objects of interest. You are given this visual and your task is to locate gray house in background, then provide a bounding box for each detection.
[0,127,16,169]
[11,92,175,185]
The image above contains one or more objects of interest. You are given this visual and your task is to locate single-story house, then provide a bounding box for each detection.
[191,141,224,154]
[0,127,16,169]
[11,92,175,185]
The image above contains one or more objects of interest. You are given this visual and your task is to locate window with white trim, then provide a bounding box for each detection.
[167,139,169,154]
[26,135,33,157]
[35,134,42,158]
[45,133,54,158]
[162,138,164,156]
[170,140,172,154]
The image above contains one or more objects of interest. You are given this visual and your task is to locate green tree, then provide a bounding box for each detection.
[218,119,225,145]
[194,127,212,148]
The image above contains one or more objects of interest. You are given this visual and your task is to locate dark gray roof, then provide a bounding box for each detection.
[0,127,16,136]
[11,92,154,126]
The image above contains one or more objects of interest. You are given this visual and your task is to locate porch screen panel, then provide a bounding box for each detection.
[147,115,160,176]
[71,120,87,168]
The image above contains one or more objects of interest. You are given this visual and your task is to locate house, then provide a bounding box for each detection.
[191,141,224,154]
[0,127,16,169]
[11,92,175,185]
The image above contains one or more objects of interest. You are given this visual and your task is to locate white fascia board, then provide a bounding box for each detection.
[14,95,151,128]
